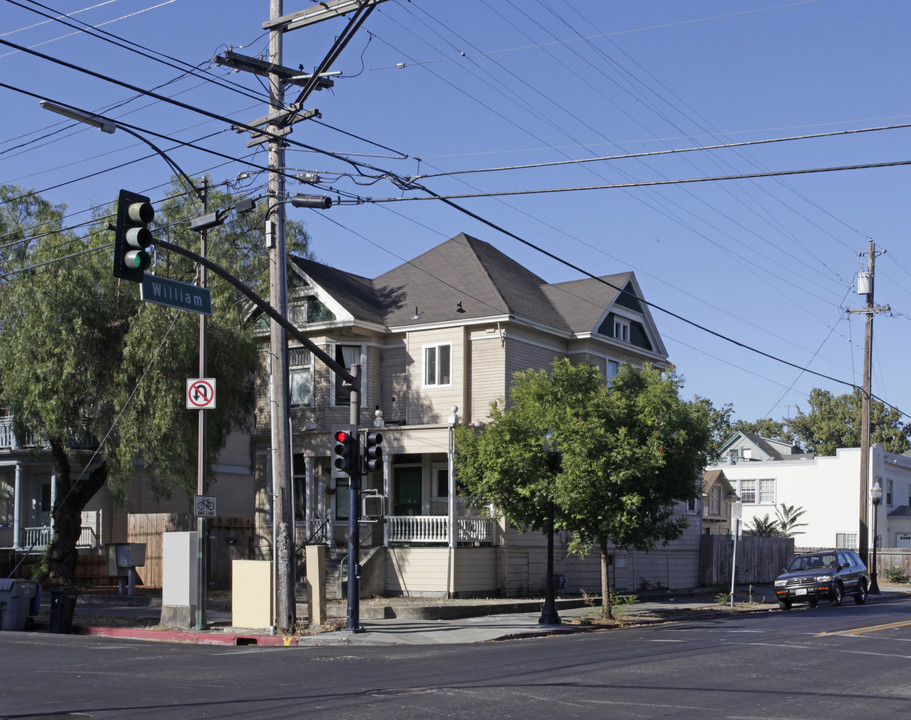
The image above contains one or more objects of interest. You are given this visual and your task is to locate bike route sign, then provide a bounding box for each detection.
[194,495,217,518]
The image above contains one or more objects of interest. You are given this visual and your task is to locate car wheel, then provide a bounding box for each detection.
[808,599,818,608]
[854,579,868,605]
[778,599,792,610]
[831,581,844,606]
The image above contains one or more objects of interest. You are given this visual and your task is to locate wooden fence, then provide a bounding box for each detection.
[128,514,253,590]
[700,534,794,586]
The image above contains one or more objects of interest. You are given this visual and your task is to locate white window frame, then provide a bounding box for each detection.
[758,478,775,505]
[739,479,756,504]
[614,318,630,342]
[289,346,312,408]
[423,343,452,387]
[606,359,620,385]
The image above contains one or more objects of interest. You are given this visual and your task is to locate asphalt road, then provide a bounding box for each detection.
[3,595,910,719]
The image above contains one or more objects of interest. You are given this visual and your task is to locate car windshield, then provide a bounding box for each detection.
[788,554,838,571]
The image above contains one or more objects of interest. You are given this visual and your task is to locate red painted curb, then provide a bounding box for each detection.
[74,625,294,647]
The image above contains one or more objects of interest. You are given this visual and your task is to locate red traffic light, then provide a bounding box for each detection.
[335,430,351,443]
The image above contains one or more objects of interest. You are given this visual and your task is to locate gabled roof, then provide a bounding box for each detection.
[718,431,808,461]
[703,468,737,497]
[288,233,664,349]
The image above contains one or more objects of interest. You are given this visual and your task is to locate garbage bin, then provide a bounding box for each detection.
[0,578,39,632]
[48,587,78,634]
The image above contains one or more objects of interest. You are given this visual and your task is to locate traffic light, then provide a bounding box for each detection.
[332,425,356,478]
[364,431,383,473]
[113,189,154,282]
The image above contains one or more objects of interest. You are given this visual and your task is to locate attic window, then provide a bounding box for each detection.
[613,318,630,342]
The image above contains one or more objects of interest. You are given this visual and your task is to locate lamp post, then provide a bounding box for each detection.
[539,431,561,626]
[870,480,882,594]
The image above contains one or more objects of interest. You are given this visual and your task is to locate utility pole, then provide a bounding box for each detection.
[267,0,295,635]
[847,240,889,567]
[214,0,387,636]
[196,179,209,630]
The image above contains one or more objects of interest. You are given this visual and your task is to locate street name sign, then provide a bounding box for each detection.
[141,275,212,315]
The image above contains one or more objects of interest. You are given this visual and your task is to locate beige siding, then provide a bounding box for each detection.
[469,333,506,424]
[452,547,498,596]
[404,329,464,425]
[385,547,450,596]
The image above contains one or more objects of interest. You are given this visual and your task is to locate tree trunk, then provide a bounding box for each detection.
[47,440,108,585]
[600,538,612,620]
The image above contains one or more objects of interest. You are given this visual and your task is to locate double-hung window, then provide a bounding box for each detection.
[424,344,451,386]
[739,480,756,504]
[289,347,312,407]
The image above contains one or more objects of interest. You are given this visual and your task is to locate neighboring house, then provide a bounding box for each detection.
[718,431,811,464]
[709,432,911,550]
[701,469,739,536]
[0,411,256,582]
[251,232,706,596]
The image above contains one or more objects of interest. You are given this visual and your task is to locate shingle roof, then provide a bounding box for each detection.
[291,233,652,339]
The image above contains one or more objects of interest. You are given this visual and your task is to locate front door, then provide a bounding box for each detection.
[393,467,422,516]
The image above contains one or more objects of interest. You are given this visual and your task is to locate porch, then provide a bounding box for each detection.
[13,510,103,553]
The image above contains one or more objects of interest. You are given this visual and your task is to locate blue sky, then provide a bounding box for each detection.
[2,0,910,428]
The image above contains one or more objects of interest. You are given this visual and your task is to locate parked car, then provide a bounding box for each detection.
[774,549,868,610]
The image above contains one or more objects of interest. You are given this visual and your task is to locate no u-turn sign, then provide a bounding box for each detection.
[187,378,216,409]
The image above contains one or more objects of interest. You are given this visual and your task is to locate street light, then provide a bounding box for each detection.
[870,480,883,594]
[539,430,561,626]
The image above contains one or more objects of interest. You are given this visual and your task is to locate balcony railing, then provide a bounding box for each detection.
[386,515,495,545]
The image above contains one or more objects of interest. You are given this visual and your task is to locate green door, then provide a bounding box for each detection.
[393,468,423,516]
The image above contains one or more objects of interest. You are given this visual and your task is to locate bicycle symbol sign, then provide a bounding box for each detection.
[187,378,216,409]
[195,495,217,518]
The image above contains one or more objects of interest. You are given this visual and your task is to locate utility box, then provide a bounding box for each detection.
[232,560,273,630]
[0,579,39,632]
[160,531,198,628]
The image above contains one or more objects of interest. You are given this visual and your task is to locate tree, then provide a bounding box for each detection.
[790,388,910,455]
[775,503,807,538]
[730,418,792,444]
[0,180,311,582]
[456,359,711,619]
[746,514,780,537]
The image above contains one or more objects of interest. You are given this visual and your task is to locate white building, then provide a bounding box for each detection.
[711,432,911,550]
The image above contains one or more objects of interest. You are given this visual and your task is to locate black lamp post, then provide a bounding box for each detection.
[870,480,882,595]
[539,432,561,626]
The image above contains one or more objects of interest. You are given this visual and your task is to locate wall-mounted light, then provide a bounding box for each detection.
[412,306,423,320]
[456,301,466,313]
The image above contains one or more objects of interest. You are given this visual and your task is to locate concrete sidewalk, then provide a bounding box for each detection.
[27,583,908,647]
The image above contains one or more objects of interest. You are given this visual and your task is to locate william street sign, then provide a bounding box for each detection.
[141,274,212,315]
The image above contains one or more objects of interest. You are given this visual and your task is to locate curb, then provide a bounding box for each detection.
[74,624,292,646]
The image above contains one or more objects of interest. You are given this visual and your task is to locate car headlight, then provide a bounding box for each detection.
[815,575,833,582]
[774,580,787,587]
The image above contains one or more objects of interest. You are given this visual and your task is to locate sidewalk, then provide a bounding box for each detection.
[24,583,909,647]
[22,584,777,647]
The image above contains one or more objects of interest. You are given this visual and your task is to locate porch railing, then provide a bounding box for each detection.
[19,524,101,551]
[386,515,495,545]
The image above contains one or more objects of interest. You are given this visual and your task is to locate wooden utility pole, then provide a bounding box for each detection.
[847,240,889,567]
[267,0,295,634]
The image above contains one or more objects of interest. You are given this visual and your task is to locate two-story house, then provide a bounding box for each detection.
[251,232,705,597]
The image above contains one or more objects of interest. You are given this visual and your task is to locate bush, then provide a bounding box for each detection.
[883,567,907,584]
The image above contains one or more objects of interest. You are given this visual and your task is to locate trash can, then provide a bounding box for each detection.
[48,587,78,634]
[0,578,39,632]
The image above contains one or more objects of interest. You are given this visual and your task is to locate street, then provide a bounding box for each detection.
[2,596,910,719]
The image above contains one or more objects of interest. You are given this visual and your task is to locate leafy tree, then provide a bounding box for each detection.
[692,396,733,462]
[775,503,807,538]
[0,180,310,583]
[790,388,910,455]
[456,359,711,619]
